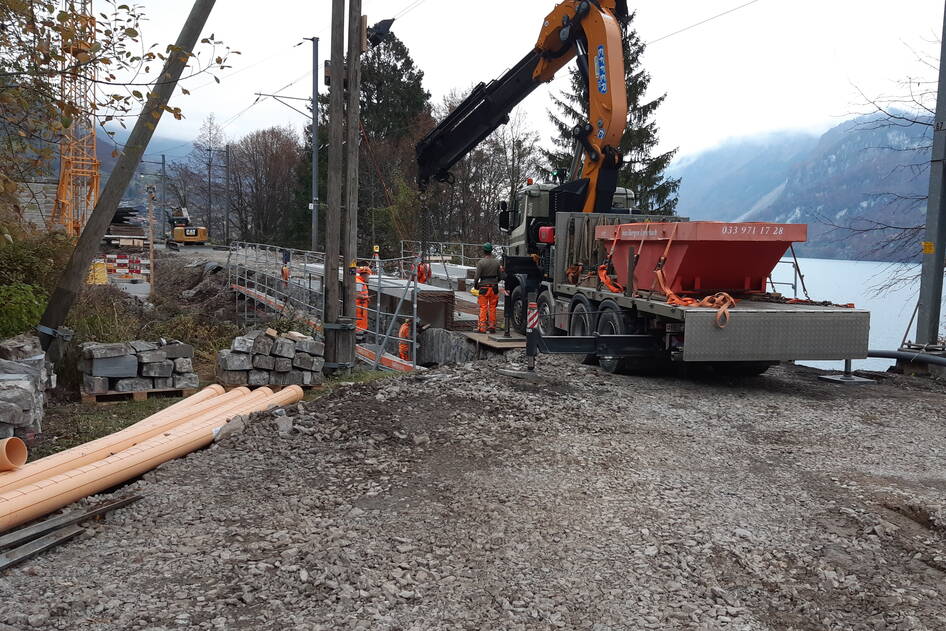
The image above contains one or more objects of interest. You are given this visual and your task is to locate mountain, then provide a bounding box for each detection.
[669,115,932,261]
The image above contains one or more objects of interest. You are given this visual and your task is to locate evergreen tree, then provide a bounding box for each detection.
[545,12,679,215]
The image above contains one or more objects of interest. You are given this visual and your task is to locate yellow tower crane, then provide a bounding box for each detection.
[49,0,101,237]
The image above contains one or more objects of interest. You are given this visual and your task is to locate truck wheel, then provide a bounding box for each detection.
[537,291,557,337]
[569,296,598,365]
[596,301,630,374]
[510,286,525,334]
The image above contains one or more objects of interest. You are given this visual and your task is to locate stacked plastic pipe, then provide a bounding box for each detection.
[0,384,303,532]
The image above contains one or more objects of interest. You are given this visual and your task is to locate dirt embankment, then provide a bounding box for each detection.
[1,357,944,630]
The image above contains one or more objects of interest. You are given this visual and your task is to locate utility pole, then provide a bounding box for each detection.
[160,154,167,239]
[324,0,346,371]
[206,150,213,242]
[146,185,156,299]
[916,12,946,347]
[310,36,320,252]
[38,0,217,352]
[339,0,363,369]
[224,144,231,245]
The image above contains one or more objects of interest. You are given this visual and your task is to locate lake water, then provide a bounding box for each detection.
[769,257,925,371]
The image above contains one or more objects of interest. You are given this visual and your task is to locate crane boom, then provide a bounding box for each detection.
[416,0,628,214]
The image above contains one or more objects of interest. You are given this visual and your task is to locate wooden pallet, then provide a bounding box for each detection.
[81,387,197,405]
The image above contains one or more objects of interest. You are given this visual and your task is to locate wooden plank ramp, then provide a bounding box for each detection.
[460,331,527,350]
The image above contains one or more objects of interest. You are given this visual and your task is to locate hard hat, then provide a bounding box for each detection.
[357,266,372,274]
[482,242,493,253]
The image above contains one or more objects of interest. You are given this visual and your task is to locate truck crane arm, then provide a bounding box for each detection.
[415,0,629,214]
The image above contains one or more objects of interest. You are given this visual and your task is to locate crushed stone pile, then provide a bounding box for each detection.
[0,357,943,630]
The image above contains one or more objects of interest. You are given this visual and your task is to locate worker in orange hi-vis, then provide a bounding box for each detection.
[398,318,411,361]
[474,242,502,334]
[355,266,371,332]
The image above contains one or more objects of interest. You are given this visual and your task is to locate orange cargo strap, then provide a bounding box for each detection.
[597,264,624,293]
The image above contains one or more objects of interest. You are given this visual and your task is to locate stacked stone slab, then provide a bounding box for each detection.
[79,340,200,395]
[0,335,54,441]
[217,329,324,387]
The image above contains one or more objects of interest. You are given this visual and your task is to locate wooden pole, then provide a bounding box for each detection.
[323,0,346,370]
[147,186,156,299]
[339,0,362,369]
[38,0,217,351]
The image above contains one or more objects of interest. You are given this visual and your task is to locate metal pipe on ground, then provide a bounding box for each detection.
[0,386,303,533]
[868,349,946,367]
[0,386,255,494]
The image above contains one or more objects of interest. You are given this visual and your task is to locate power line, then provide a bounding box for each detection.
[647,0,765,45]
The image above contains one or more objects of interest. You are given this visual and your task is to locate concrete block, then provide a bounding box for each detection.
[295,339,324,356]
[252,354,275,371]
[137,350,168,363]
[274,357,292,373]
[161,343,194,359]
[231,336,255,353]
[82,374,109,395]
[91,355,139,378]
[173,373,199,390]
[218,350,252,371]
[114,377,153,392]
[217,370,248,386]
[251,334,275,356]
[248,370,270,386]
[153,377,174,389]
[292,353,314,371]
[141,360,173,378]
[173,357,194,374]
[82,343,130,359]
[129,340,158,353]
[0,401,24,428]
[272,338,296,359]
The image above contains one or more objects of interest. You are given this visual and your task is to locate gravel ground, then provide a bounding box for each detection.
[1,356,944,630]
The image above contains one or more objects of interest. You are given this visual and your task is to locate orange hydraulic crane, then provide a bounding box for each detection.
[49,0,101,237]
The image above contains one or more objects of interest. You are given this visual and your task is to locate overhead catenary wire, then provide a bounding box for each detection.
[647,0,765,45]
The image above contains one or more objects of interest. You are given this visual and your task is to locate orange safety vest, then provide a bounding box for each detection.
[398,321,411,361]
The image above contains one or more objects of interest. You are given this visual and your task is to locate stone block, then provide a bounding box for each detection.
[310,356,325,374]
[251,334,275,356]
[137,350,168,363]
[218,350,252,371]
[292,353,314,371]
[274,357,292,373]
[114,377,153,392]
[0,401,24,428]
[0,334,41,361]
[141,360,173,378]
[231,336,255,353]
[162,343,195,359]
[248,370,271,386]
[82,374,109,395]
[0,360,41,388]
[252,354,275,371]
[269,370,291,386]
[301,370,324,386]
[153,377,174,389]
[217,370,248,386]
[173,373,199,390]
[129,340,158,353]
[91,355,139,378]
[173,357,194,374]
[0,424,13,439]
[287,370,304,385]
[295,339,324,356]
[272,338,296,359]
[82,342,130,359]
[0,386,32,412]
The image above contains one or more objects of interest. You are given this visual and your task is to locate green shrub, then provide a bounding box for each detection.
[0,233,75,292]
[0,283,46,338]
[67,285,143,343]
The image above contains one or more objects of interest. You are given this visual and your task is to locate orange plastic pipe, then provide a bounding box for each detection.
[0,386,303,532]
[0,386,255,494]
[0,439,27,472]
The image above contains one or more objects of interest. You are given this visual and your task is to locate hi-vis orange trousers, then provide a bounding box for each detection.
[477,285,498,332]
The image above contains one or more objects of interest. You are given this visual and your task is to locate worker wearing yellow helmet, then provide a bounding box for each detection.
[474,243,502,334]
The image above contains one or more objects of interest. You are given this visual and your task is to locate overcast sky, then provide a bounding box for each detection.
[125,0,944,159]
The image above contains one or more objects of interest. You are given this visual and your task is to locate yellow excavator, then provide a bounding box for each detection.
[166,207,208,247]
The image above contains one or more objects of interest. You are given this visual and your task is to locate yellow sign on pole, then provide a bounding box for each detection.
[922,241,935,255]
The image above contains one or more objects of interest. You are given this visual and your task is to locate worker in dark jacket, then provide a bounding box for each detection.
[474,243,502,333]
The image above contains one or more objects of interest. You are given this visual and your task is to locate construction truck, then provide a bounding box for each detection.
[166,207,208,247]
[415,0,869,375]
